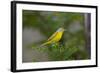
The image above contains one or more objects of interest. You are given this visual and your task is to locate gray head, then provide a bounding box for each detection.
[57,27,65,32]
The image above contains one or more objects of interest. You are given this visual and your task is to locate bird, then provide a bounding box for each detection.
[37,27,66,48]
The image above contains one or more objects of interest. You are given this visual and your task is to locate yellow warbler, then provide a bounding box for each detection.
[39,27,65,47]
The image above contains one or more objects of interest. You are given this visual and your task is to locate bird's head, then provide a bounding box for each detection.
[57,27,66,32]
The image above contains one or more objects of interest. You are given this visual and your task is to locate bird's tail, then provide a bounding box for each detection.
[32,41,50,49]
[39,41,50,47]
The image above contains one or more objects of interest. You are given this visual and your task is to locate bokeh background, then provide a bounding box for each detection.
[22,10,91,63]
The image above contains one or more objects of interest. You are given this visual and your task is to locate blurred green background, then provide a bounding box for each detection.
[22,10,91,62]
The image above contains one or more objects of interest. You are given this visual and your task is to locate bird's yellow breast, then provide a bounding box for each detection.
[51,32,63,42]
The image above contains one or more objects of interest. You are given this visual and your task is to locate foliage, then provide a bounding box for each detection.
[33,42,88,61]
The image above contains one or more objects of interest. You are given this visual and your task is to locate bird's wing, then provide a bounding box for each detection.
[47,32,58,41]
